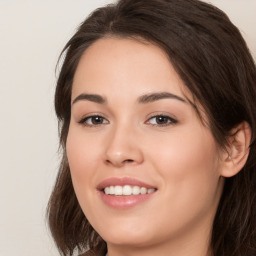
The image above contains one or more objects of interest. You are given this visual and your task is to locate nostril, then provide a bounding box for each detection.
[124,159,134,163]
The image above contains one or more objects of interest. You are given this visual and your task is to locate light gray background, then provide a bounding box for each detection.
[0,1,255,256]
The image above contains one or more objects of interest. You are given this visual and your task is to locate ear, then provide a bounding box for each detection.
[220,121,251,178]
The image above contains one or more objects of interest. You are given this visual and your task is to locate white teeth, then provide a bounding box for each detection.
[140,187,147,194]
[110,186,115,194]
[123,185,132,195]
[115,186,122,196]
[132,186,140,195]
[104,187,110,195]
[103,185,156,196]
[147,188,155,194]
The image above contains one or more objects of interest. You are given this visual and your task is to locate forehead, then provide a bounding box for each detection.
[72,37,189,100]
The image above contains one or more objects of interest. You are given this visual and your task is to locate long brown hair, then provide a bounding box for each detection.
[47,0,256,255]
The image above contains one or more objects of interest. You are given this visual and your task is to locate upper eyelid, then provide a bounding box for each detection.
[78,112,109,120]
[145,111,178,121]
[148,115,176,120]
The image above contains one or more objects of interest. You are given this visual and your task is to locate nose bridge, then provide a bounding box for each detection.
[104,120,143,167]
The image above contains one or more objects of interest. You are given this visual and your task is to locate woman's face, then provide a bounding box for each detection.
[67,38,225,252]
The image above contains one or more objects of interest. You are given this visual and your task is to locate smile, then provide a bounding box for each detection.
[104,185,156,196]
[97,177,157,208]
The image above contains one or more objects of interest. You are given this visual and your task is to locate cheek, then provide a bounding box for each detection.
[66,128,103,216]
[147,126,221,205]
[151,125,219,172]
[66,127,104,207]
[143,128,222,234]
[66,128,101,177]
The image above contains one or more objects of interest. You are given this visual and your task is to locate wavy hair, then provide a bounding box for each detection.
[47,0,256,255]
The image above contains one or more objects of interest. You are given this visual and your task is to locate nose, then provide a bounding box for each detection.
[104,124,144,168]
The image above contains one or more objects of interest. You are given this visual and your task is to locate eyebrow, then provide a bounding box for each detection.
[72,94,106,105]
[72,91,186,105]
[138,92,186,104]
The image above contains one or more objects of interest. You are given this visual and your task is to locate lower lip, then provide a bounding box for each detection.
[99,191,156,209]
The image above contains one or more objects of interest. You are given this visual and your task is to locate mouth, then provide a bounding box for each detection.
[103,185,156,196]
[97,177,157,208]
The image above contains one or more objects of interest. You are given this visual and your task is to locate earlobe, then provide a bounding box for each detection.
[220,121,251,178]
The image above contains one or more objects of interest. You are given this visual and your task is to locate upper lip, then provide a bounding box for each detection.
[97,177,157,191]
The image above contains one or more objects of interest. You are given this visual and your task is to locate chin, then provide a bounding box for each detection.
[102,232,153,248]
[97,222,158,248]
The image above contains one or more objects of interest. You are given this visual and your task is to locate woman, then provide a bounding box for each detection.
[47,0,256,255]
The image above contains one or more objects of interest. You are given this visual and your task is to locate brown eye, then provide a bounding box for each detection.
[79,115,109,126]
[147,115,177,126]
[155,116,169,124]
[90,116,105,124]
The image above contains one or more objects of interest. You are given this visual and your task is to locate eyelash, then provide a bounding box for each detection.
[146,114,178,127]
[78,114,178,127]
[78,115,109,127]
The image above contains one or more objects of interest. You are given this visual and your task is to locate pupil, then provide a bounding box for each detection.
[157,116,167,124]
[93,116,102,124]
